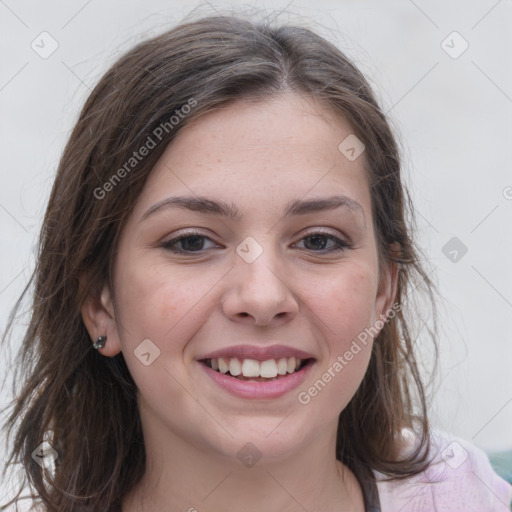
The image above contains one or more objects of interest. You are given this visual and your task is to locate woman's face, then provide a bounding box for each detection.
[103,92,396,463]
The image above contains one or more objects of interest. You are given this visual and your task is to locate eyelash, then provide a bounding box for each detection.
[160,229,351,255]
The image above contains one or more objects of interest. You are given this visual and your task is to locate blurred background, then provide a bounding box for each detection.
[1,0,511,499]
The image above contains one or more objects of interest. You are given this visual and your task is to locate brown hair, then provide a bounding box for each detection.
[1,12,438,511]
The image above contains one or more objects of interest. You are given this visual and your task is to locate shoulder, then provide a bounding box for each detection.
[373,428,512,511]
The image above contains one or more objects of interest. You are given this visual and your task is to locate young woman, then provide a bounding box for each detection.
[2,13,511,512]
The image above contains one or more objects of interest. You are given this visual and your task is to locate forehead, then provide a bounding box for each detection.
[132,92,371,223]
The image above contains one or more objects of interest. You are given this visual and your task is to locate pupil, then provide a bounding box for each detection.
[305,235,327,250]
[182,236,204,251]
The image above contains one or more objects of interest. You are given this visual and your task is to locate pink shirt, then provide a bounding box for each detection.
[374,429,512,511]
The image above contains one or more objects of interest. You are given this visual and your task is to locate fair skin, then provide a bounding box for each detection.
[82,92,398,511]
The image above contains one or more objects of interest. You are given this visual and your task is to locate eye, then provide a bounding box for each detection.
[160,230,219,254]
[295,231,350,253]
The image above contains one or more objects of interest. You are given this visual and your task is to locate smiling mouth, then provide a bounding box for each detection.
[200,357,314,382]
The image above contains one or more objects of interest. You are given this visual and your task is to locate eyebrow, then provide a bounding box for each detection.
[139,194,365,222]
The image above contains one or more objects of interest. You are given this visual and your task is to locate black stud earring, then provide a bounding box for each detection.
[93,335,107,350]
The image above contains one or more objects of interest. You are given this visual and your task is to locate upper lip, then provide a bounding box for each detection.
[196,344,316,362]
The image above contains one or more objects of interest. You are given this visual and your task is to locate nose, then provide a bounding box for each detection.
[221,244,299,326]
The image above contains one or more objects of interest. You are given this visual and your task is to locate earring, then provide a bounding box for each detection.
[93,335,107,350]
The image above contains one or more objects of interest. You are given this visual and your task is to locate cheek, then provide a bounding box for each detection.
[309,263,378,340]
[113,253,218,355]
[304,265,377,402]
[112,256,206,407]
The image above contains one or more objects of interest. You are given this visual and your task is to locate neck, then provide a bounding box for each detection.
[122,411,364,511]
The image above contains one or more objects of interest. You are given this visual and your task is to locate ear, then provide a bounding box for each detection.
[80,278,122,357]
[373,242,400,323]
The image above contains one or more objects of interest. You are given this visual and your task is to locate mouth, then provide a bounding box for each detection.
[200,357,315,382]
[196,345,317,399]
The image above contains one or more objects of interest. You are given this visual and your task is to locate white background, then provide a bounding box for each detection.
[1,0,511,500]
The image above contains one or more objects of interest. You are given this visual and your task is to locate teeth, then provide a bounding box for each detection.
[260,359,278,378]
[241,359,260,377]
[277,358,288,375]
[206,356,306,378]
[229,358,242,376]
[218,357,229,374]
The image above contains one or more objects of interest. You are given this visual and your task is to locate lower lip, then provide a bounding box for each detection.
[199,360,315,399]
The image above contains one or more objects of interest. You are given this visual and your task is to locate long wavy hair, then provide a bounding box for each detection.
[1,12,438,511]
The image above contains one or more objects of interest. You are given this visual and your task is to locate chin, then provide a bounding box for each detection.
[204,419,313,466]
